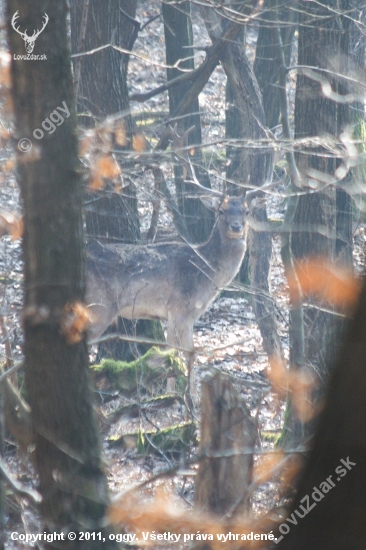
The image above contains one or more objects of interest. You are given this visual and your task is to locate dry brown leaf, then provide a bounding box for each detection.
[289,370,315,422]
[79,131,95,156]
[109,491,272,549]
[288,258,360,309]
[132,133,147,152]
[0,126,10,139]
[88,172,104,191]
[114,122,127,146]
[291,395,314,422]
[3,158,15,172]
[253,451,285,484]
[0,212,23,240]
[0,51,11,88]
[60,302,92,344]
[279,455,303,490]
[267,356,317,421]
[95,155,120,179]
[266,358,288,396]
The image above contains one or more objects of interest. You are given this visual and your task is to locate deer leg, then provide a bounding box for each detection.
[166,314,194,393]
[166,315,199,415]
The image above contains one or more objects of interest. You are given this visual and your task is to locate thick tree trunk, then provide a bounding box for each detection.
[70,0,139,244]
[71,0,165,361]
[281,0,360,448]
[200,6,284,368]
[162,0,214,243]
[254,0,297,129]
[335,0,364,266]
[6,1,116,546]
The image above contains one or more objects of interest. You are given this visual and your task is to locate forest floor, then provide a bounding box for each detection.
[1,0,366,548]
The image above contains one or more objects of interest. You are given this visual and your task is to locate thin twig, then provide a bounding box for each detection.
[0,457,42,504]
[0,362,23,386]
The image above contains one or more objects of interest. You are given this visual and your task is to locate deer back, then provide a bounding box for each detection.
[86,195,249,341]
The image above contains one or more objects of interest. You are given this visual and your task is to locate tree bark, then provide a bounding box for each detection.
[195,372,256,517]
[6,1,116,546]
[282,0,359,448]
[70,0,140,244]
[254,0,297,129]
[162,0,214,243]
[71,0,165,361]
[200,5,284,368]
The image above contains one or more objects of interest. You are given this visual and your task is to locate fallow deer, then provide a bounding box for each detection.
[86,194,249,374]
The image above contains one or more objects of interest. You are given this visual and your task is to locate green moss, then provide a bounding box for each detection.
[91,346,186,394]
[108,422,197,457]
[261,430,281,443]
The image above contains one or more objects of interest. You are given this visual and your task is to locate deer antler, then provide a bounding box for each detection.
[11,11,26,39]
[32,13,49,40]
[11,11,49,41]
[184,158,223,198]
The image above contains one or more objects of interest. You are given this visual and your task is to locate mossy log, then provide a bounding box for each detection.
[91,347,187,396]
[108,422,197,457]
[102,395,183,426]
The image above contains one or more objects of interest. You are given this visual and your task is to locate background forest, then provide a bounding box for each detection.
[0,1,366,549]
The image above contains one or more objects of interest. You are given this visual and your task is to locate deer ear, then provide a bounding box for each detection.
[200,196,222,212]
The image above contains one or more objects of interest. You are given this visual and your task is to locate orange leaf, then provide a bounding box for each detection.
[89,172,104,191]
[114,122,127,146]
[60,302,92,344]
[0,212,23,240]
[253,451,285,484]
[288,258,360,309]
[279,455,303,489]
[132,133,147,152]
[267,358,288,396]
[79,132,95,156]
[3,158,15,172]
[95,155,120,179]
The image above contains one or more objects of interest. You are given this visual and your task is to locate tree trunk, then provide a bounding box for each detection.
[162,0,214,243]
[70,0,139,244]
[254,0,297,129]
[282,0,358,448]
[6,1,116,546]
[195,372,255,517]
[335,0,364,267]
[71,0,164,361]
[200,5,284,368]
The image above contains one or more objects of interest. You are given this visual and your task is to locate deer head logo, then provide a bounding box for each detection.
[11,11,49,54]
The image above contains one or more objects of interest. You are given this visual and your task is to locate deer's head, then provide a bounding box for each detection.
[200,195,249,240]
